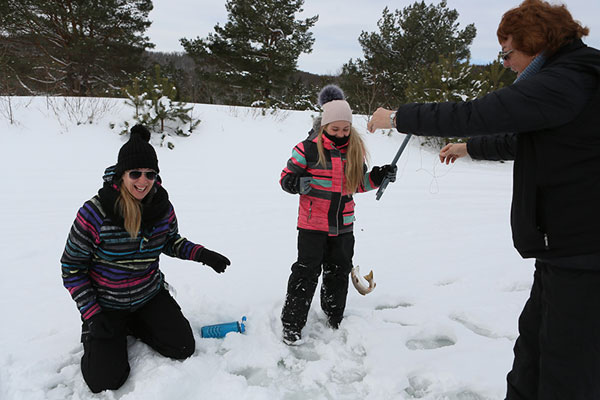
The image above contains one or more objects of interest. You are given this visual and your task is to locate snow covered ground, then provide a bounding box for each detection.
[0,97,533,399]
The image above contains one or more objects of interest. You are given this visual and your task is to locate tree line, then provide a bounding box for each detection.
[0,0,515,116]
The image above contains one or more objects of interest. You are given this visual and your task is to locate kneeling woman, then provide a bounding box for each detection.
[61,125,230,393]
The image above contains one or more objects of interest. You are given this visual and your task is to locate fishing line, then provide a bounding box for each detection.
[414,142,456,194]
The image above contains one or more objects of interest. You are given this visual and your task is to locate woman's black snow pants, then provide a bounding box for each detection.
[281,230,355,335]
[506,260,600,399]
[80,289,195,393]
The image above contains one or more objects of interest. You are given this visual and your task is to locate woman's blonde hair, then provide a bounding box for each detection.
[115,181,142,238]
[316,124,369,194]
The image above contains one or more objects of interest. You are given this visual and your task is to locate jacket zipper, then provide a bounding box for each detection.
[334,158,343,235]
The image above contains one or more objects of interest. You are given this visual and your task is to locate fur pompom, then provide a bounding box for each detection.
[130,124,151,142]
[318,84,345,106]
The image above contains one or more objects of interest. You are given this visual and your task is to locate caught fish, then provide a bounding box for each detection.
[351,265,376,295]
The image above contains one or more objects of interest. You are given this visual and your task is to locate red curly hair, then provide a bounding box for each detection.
[497,0,589,56]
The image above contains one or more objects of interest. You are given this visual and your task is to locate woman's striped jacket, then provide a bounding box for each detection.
[61,179,204,321]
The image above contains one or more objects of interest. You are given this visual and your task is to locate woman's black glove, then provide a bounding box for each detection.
[87,313,115,339]
[370,164,398,186]
[196,248,231,273]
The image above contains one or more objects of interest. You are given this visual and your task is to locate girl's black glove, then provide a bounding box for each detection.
[196,248,231,273]
[282,174,312,194]
[370,164,397,186]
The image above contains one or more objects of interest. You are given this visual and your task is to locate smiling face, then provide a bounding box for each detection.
[122,168,156,200]
[500,35,537,76]
[326,121,352,138]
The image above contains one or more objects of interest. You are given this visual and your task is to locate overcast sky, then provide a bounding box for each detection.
[146,0,600,75]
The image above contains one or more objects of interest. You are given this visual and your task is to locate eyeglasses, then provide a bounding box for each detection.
[128,170,157,180]
[499,49,514,61]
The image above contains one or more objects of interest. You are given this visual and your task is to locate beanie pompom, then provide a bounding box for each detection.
[318,84,345,106]
[130,124,151,142]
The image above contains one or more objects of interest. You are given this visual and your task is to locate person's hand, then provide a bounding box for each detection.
[439,143,468,164]
[367,107,396,133]
[197,248,230,273]
[282,174,311,195]
[282,174,300,194]
[370,164,398,186]
[87,313,115,339]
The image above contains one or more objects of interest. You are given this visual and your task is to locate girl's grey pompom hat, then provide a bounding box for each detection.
[318,84,352,126]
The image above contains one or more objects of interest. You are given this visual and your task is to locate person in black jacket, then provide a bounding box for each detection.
[367,0,600,399]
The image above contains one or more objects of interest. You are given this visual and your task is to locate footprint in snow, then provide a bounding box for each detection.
[405,335,456,350]
[374,302,413,310]
[405,376,489,399]
[450,313,516,340]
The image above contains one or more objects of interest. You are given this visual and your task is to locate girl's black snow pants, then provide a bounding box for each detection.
[80,288,195,393]
[281,230,354,335]
[506,260,600,400]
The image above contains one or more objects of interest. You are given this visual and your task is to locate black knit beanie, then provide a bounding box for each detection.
[114,124,159,178]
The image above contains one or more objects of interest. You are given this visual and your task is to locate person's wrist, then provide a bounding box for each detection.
[389,111,396,128]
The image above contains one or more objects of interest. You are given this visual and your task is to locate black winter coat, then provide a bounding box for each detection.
[394,39,600,260]
[467,133,516,161]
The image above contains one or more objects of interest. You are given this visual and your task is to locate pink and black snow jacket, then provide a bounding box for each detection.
[280,126,379,236]
[61,166,205,321]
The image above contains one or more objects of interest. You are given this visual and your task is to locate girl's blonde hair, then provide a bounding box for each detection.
[316,124,369,194]
[115,181,142,238]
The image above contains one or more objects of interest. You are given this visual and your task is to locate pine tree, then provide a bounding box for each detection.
[340,1,476,112]
[405,53,478,148]
[1,0,153,96]
[405,53,478,103]
[121,64,199,143]
[181,0,318,106]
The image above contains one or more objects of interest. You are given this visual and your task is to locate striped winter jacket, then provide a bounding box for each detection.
[280,128,379,236]
[61,166,204,320]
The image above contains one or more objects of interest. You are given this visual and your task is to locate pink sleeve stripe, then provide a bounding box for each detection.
[190,245,204,260]
[167,208,176,223]
[76,214,100,244]
[82,303,100,320]
[290,157,305,167]
[68,283,88,295]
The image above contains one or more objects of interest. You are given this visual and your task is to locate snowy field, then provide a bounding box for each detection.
[0,97,533,399]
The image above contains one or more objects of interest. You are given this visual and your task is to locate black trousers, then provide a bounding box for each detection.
[81,289,195,393]
[281,230,354,333]
[506,261,600,399]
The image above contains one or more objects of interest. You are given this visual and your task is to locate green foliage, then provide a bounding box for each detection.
[181,0,317,106]
[1,0,153,96]
[406,53,481,102]
[119,65,200,147]
[472,59,516,94]
[340,1,476,113]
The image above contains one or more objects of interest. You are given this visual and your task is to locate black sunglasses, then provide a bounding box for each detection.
[128,170,157,180]
[499,49,514,61]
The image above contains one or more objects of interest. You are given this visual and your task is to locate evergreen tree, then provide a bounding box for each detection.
[181,0,318,106]
[405,53,478,103]
[405,53,478,147]
[121,64,199,140]
[340,59,386,117]
[1,0,153,96]
[472,59,515,95]
[340,1,476,112]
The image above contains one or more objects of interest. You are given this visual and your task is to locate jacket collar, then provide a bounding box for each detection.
[543,38,586,67]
